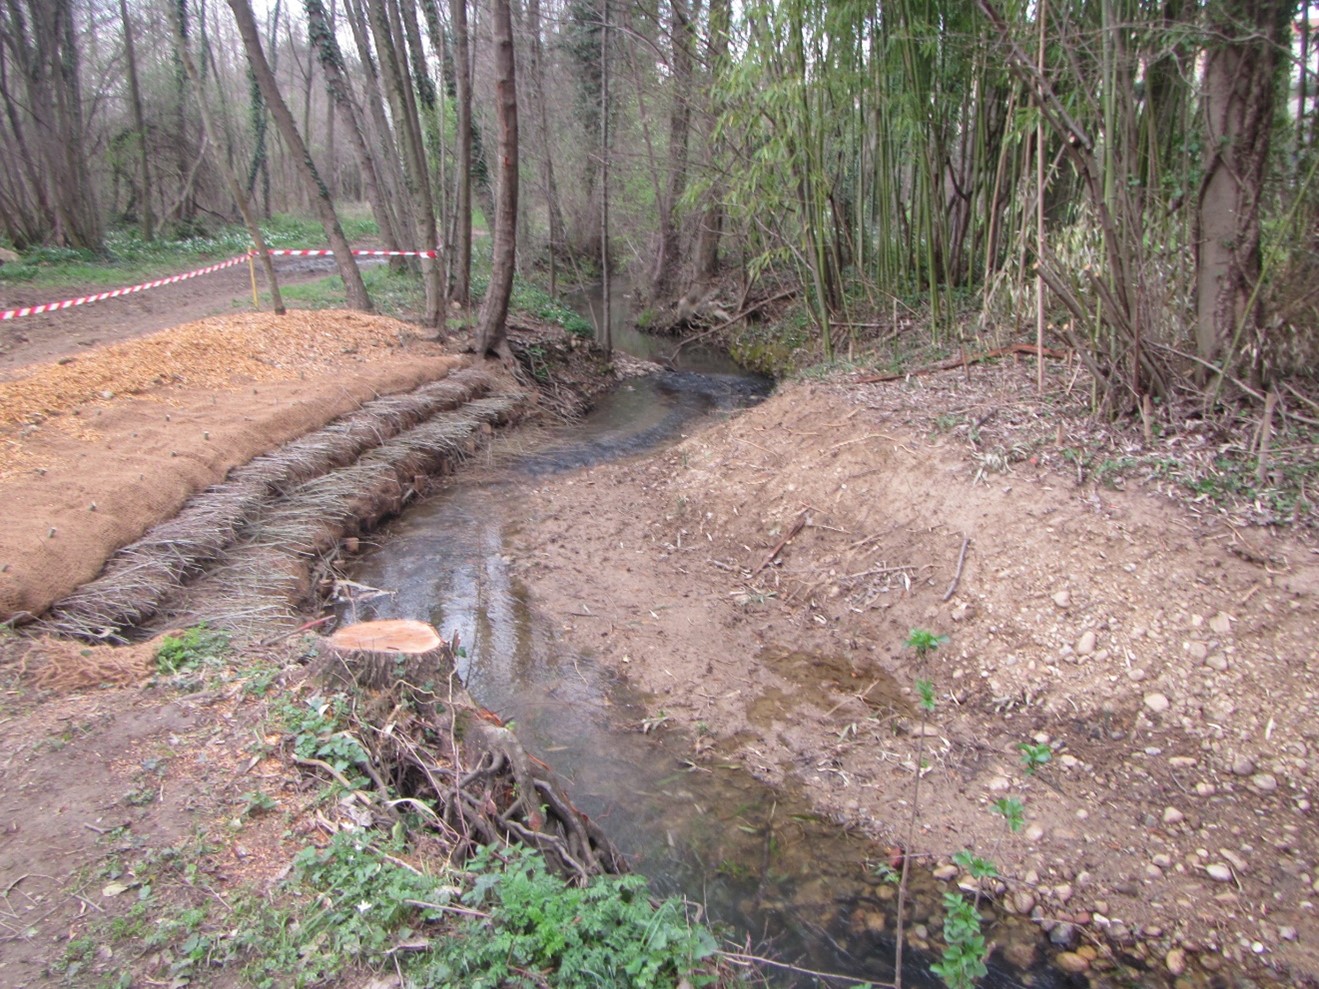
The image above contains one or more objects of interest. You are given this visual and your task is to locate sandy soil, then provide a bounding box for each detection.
[0,272,1316,986]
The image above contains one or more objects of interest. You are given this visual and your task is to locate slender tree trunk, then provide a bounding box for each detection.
[526,0,564,293]
[475,0,518,358]
[119,0,153,241]
[692,0,729,281]
[599,0,612,353]
[304,0,402,251]
[173,4,285,315]
[651,0,694,299]
[226,0,372,311]
[342,0,409,239]
[450,0,474,305]
[368,0,444,327]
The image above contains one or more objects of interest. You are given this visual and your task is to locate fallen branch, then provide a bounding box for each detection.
[853,344,1069,385]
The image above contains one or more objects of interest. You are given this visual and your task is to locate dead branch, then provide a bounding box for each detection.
[853,344,1070,385]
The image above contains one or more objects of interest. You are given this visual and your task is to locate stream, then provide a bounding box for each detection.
[336,288,1119,988]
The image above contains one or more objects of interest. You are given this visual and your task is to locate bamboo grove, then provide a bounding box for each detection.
[1,0,1315,404]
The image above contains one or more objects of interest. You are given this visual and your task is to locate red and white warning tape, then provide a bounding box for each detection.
[1,253,252,321]
[0,246,440,321]
[267,248,440,258]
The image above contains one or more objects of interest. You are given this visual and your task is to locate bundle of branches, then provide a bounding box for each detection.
[311,620,627,883]
[40,368,498,640]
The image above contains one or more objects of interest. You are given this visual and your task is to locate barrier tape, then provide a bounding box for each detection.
[1,253,252,321]
[0,246,440,321]
[268,248,439,258]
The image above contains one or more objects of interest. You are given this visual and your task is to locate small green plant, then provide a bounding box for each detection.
[930,892,989,989]
[907,629,948,658]
[1017,741,1052,775]
[155,625,229,675]
[952,849,997,881]
[916,678,937,712]
[239,791,277,817]
[991,796,1025,833]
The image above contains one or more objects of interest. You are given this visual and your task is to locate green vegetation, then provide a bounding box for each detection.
[70,826,727,989]
[154,624,229,675]
[907,629,949,659]
[0,214,377,289]
[1017,742,1052,776]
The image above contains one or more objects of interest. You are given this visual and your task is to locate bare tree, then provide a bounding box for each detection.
[475,0,517,358]
[226,0,373,311]
[0,0,102,249]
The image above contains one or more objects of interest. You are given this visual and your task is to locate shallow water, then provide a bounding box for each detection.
[336,300,1121,987]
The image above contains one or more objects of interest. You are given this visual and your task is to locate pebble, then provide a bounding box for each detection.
[1231,756,1256,776]
[1204,653,1229,671]
[1165,947,1188,975]
[1151,853,1173,868]
[1025,823,1045,842]
[1012,890,1037,915]
[1186,641,1208,661]
[1195,781,1217,796]
[1206,863,1234,882]
[1053,590,1071,608]
[1144,692,1171,714]
[1209,611,1233,635]
[932,864,959,881]
[1054,883,1074,904]
[1049,922,1079,948]
[988,775,1011,792]
[1251,773,1279,793]
[1162,806,1185,825]
[1076,630,1097,655]
[1054,951,1090,974]
[1279,926,1298,941]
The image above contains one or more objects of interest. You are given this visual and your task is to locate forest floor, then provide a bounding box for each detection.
[0,271,1316,988]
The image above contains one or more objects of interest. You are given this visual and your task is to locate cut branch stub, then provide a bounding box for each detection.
[319,619,454,692]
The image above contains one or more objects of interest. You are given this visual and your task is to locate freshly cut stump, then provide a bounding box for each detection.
[320,619,453,691]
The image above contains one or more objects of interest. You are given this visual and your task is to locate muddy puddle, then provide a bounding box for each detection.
[333,325,1146,987]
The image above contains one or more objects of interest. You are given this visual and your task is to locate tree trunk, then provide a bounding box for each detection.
[1194,0,1291,383]
[342,0,410,244]
[527,0,565,291]
[692,0,729,282]
[475,0,518,359]
[173,5,285,315]
[365,0,444,328]
[0,0,102,249]
[303,0,403,252]
[321,619,453,690]
[651,0,694,300]
[450,0,474,305]
[119,0,154,241]
[226,0,373,312]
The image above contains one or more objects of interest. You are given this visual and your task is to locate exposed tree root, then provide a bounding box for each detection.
[306,624,627,882]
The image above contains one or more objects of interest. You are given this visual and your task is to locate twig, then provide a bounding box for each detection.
[259,614,333,646]
[404,898,491,920]
[942,536,971,602]
[719,949,896,988]
[753,512,807,575]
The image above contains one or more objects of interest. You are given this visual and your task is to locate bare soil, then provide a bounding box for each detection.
[510,365,1319,985]
[0,273,1316,987]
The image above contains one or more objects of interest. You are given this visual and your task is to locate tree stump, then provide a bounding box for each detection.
[318,618,454,692]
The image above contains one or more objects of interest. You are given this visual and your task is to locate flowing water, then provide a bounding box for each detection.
[337,286,1120,988]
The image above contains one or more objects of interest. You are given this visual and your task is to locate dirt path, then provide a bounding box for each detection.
[0,256,344,376]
